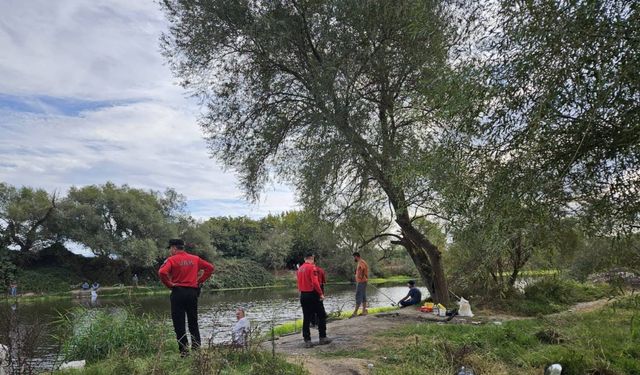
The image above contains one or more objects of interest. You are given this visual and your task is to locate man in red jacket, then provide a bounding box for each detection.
[297,253,332,348]
[159,239,214,356]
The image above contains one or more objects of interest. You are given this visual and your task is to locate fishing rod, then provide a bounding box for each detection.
[369,283,397,306]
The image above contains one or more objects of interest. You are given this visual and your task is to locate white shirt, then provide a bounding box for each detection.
[232,317,250,346]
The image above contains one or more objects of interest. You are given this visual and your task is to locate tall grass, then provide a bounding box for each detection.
[491,277,611,315]
[59,307,168,363]
[359,294,640,375]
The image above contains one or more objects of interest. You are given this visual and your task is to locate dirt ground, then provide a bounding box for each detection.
[267,298,613,375]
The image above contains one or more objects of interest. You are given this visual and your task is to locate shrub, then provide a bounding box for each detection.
[17,267,79,293]
[60,307,168,363]
[206,259,274,289]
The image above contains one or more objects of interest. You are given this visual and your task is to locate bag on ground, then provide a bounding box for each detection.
[458,297,474,317]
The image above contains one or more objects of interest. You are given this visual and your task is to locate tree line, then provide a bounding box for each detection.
[0,181,410,285]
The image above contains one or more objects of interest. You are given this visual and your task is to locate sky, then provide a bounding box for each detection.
[0,0,297,219]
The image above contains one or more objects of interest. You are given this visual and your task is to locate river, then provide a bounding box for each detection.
[1,282,427,371]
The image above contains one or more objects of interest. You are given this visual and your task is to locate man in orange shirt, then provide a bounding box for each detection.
[159,239,215,356]
[350,252,369,317]
[297,253,332,348]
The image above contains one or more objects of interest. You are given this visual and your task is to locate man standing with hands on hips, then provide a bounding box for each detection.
[159,239,214,356]
[297,253,332,348]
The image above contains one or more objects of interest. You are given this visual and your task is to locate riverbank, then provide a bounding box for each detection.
[50,288,638,375]
[271,293,639,375]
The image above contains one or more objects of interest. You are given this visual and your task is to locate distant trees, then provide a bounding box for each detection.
[0,183,58,252]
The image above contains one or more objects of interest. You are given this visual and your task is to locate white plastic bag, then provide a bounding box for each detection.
[458,297,474,317]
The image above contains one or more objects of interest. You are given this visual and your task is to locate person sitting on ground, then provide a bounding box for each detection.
[397,280,422,307]
[231,307,250,348]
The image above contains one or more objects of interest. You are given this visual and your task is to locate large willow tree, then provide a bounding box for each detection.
[161,0,469,303]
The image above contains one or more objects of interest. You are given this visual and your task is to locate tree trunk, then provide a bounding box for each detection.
[395,213,450,305]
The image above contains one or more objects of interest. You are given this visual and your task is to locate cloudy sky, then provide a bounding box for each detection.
[0,0,297,219]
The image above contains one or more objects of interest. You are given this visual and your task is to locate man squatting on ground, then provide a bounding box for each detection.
[398,280,422,307]
[159,239,214,356]
[297,253,332,348]
[351,252,369,317]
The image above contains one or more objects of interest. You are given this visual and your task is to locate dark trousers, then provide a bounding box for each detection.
[300,291,327,341]
[170,287,201,353]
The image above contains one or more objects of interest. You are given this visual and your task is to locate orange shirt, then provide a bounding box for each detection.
[355,259,369,283]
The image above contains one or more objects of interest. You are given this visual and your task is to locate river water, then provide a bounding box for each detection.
[1,283,427,370]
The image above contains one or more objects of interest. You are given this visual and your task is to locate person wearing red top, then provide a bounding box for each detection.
[310,263,326,328]
[158,239,214,356]
[297,254,332,348]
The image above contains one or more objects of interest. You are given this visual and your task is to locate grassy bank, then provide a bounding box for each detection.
[270,306,399,337]
[54,306,306,375]
[325,294,639,375]
[57,348,307,375]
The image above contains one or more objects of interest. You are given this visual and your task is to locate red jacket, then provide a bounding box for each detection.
[316,266,326,286]
[158,251,214,289]
[297,262,323,295]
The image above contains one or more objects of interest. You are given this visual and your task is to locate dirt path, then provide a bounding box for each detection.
[268,298,614,375]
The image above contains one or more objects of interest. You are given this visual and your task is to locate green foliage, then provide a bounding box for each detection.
[493,277,611,316]
[372,302,639,375]
[60,307,167,363]
[16,267,78,293]
[477,0,639,234]
[0,182,58,252]
[206,259,274,289]
[56,347,307,375]
[62,182,174,266]
[0,247,16,289]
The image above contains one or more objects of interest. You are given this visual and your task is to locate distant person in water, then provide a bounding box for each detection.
[90,281,100,300]
[81,281,90,290]
[9,282,17,297]
[132,273,139,287]
[397,280,422,307]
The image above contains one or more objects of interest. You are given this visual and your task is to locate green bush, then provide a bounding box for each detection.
[523,277,609,305]
[491,277,611,316]
[61,307,168,363]
[17,267,80,293]
[206,258,274,289]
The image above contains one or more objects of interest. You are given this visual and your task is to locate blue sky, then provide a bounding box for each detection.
[0,0,297,219]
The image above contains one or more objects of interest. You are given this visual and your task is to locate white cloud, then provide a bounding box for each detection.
[0,0,298,218]
[0,0,177,100]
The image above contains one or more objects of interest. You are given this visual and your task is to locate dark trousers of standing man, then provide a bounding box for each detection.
[300,291,327,341]
[170,286,201,354]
